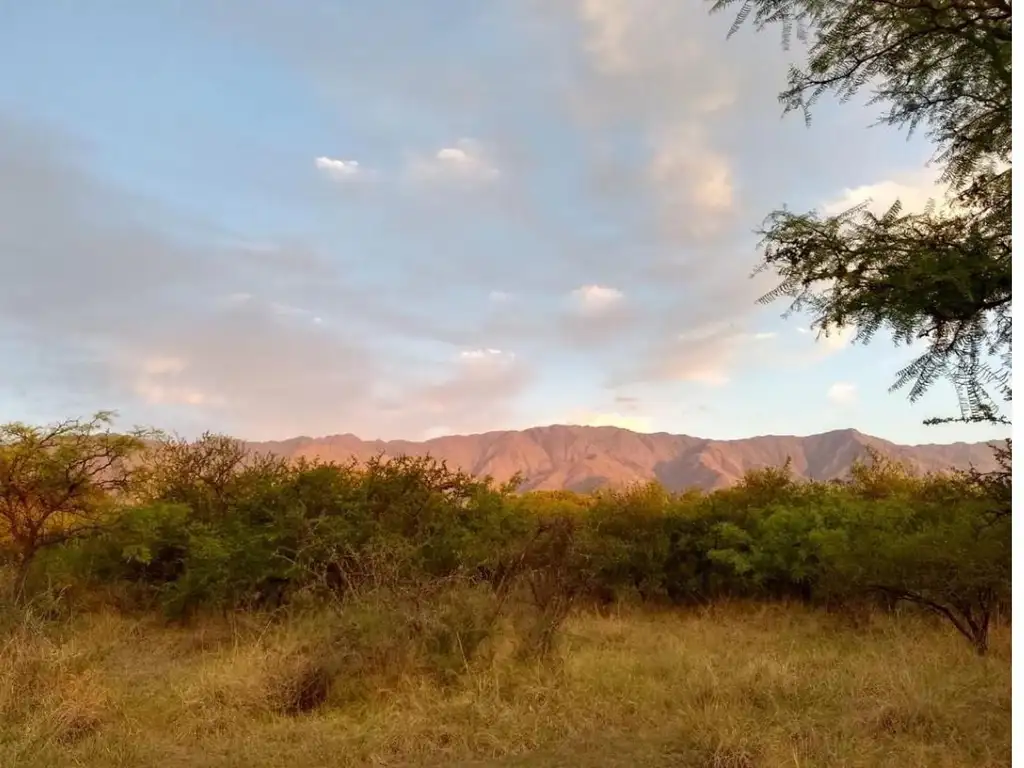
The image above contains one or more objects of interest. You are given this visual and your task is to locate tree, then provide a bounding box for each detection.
[0,412,148,598]
[822,487,1010,655]
[139,431,293,523]
[711,0,1011,424]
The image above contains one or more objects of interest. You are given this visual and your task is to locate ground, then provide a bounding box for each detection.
[0,602,1010,767]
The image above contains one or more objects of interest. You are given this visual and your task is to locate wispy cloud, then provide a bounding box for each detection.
[569,284,624,315]
[827,382,858,406]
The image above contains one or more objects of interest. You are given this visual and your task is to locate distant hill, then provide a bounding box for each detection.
[248,425,1002,492]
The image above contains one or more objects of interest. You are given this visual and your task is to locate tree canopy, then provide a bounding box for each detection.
[712,0,1011,424]
[0,412,149,597]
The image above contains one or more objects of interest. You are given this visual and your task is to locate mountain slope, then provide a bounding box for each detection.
[250,425,1001,492]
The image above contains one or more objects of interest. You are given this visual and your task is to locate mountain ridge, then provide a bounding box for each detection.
[246,425,1002,492]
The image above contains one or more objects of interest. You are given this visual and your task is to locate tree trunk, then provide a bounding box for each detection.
[11,548,35,604]
[973,623,990,656]
[872,586,993,657]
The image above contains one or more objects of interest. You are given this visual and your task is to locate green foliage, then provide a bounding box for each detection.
[710,0,1012,424]
[54,438,528,617]
[0,413,151,598]
[815,467,1010,654]
[4,415,1010,654]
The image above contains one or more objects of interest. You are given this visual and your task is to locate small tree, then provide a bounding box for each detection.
[820,469,1010,655]
[139,432,288,522]
[0,411,148,597]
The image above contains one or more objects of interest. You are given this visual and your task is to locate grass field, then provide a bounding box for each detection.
[0,601,1010,768]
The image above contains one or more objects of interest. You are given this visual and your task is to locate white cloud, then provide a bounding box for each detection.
[315,156,362,179]
[827,382,858,406]
[570,284,624,315]
[396,347,529,437]
[135,382,219,407]
[140,356,187,376]
[820,325,856,352]
[574,0,724,96]
[133,356,223,408]
[458,347,517,374]
[571,0,739,241]
[269,301,323,324]
[407,138,499,183]
[821,168,964,218]
[459,347,511,360]
[648,122,734,232]
[794,324,857,355]
[436,147,469,163]
[488,290,512,303]
[623,321,783,387]
[577,0,634,75]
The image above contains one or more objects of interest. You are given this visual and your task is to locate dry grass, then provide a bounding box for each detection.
[0,600,1010,768]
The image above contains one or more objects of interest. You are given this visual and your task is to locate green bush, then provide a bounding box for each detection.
[3,417,1010,654]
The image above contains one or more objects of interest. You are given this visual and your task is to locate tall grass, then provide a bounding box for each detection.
[0,599,1009,768]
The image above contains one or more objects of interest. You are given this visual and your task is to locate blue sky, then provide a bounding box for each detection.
[0,0,1010,445]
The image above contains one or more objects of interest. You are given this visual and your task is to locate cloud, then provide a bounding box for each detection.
[639,320,785,385]
[134,368,222,408]
[0,115,531,441]
[627,322,737,386]
[822,168,951,217]
[458,347,517,370]
[133,356,223,408]
[315,155,363,179]
[577,0,632,74]
[647,122,735,237]
[382,347,531,437]
[573,0,735,104]
[111,295,380,433]
[794,324,857,356]
[555,284,636,349]
[570,0,744,242]
[827,382,858,406]
[407,138,499,183]
[11,2,946,444]
[819,325,857,353]
[176,0,803,412]
[569,284,624,315]
[609,319,782,388]
[510,0,794,383]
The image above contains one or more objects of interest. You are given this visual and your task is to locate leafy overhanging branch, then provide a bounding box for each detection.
[712,0,1011,424]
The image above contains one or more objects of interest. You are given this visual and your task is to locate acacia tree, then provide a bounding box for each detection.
[0,411,149,597]
[711,0,1011,425]
[139,432,278,521]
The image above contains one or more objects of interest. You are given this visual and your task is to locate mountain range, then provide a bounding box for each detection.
[249,425,1002,492]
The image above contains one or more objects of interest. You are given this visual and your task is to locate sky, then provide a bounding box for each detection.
[0,0,1011,445]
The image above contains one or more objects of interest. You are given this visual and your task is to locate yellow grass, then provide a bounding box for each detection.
[0,602,1010,767]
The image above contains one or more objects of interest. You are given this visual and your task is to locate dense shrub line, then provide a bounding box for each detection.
[0,416,1011,655]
